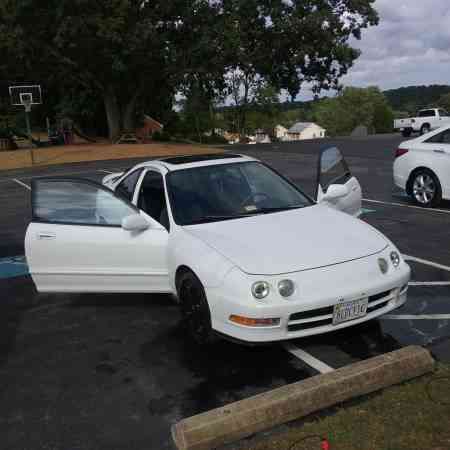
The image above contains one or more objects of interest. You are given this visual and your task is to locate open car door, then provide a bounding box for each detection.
[316,146,362,216]
[25,178,170,293]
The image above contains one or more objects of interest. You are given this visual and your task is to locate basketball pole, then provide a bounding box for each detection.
[25,106,35,165]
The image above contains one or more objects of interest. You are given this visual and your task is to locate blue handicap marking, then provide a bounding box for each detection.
[0,255,29,279]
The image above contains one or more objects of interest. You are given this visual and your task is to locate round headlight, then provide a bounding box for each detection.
[252,281,270,299]
[390,251,400,268]
[278,279,295,297]
[378,258,388,274]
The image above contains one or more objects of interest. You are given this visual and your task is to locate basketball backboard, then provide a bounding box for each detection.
[9,85,42,106]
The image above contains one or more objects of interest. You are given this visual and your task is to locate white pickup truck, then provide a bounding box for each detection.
[394,108,450,137]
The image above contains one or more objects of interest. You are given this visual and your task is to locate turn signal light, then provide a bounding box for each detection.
[395,148,409,158]
[229,315,280,327]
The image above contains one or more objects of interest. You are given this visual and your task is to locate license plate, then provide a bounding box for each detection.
[333,298,368,325]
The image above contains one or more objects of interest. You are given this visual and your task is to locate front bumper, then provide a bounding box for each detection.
[207,256,411,343]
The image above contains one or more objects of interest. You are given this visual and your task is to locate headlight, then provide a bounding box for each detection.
[390,251,401,268]
[378,258,388,274]
[252,281,270,299]
[278,279,295,297]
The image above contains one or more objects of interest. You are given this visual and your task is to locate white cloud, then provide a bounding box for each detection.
[299,0,450,99]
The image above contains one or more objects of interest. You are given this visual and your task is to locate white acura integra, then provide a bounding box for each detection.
[25,148,410,344]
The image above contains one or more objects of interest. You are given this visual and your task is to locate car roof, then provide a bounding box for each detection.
[134,153,258,172]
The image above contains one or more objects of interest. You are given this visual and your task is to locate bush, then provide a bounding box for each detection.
[152,130,172,141]
[202,134,228,145]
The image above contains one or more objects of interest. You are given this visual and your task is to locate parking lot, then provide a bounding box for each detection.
[1,134,450,450]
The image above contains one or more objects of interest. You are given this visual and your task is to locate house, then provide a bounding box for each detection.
[222,131,240,144]
[286,122,326,141]
[274,124,288,140]
[135,115,163,141]
[254,129,271,144]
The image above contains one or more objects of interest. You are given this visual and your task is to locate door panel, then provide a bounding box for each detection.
[26,178,170,293]
[316,146,362,216]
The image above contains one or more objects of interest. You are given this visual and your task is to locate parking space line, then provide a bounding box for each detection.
[382,314,450,320]
[13,178,31,191]
[409,281,450,286]
[283,342,334,374]
[363,198,450,214]
[97,169,114,174]
[403,254,450,273]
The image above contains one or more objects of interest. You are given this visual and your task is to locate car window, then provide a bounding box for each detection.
[33,179,137,226]
[418,110,436,117]
[116,169,143,201]
[138,171,169,230]
[439,109,449,117]
[425,129,450,144]
[318,146,351,191]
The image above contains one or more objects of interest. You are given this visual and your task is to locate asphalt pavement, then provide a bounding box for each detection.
[1,134,449,450]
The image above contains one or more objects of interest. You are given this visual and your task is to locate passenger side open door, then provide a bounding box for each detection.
[316,146,362,216]
[25,178,170,293]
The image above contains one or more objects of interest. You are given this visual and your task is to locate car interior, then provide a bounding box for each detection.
[138,171,170,230]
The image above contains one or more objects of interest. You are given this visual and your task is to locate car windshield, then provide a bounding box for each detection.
[166,161,313,225]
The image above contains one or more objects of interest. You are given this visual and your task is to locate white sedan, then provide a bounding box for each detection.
[25,149,410,345]
[394,125,450,207]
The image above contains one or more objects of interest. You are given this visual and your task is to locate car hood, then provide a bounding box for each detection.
[183,205,388,275]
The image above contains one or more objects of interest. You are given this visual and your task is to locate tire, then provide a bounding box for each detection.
[407,169,442,207]
[402,129,412,138]
[178,270,217,345]
[420,124,431,135]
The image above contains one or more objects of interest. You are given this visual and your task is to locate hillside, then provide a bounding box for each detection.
[383,85,450,113]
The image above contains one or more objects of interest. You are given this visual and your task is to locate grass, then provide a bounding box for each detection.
[245,364,450,450]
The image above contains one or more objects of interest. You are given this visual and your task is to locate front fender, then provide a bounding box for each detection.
[167,228,235,293]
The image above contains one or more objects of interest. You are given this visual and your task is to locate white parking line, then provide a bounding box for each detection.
[409,281,450,286]
[403,254,450,273]
[363,198,450,214]
[97,169,114,174]
[13,178,31,191]
[382,314,450,320]
[283,342,334,374]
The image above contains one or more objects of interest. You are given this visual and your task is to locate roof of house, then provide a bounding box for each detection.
[288,122,314,133]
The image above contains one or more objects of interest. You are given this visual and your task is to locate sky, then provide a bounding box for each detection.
[300,0,450,100]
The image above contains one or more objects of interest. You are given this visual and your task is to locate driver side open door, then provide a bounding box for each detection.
[316,146,362,216]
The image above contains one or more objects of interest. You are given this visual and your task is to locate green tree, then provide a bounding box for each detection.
[314,87,393,136]
[1,0,379,140]
[438,93,450,113]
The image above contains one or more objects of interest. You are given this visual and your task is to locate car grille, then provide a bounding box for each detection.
[287,289,392,332]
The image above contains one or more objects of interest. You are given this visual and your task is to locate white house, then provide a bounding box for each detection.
[274,125,288,140]
[286,122,326,141]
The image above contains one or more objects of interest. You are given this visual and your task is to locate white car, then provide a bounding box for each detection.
[394,108,450,137]
[394,125,450,207]
[25,149,410,345]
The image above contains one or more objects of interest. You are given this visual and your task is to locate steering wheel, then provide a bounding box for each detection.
[239,192,270,208]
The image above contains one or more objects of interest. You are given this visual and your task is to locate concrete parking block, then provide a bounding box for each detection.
[171,346,434,450]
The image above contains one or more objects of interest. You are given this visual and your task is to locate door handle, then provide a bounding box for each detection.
[433,149,445,154]
[37,232,56,240]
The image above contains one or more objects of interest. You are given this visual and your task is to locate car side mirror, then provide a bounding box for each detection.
[322,184,349,202]
[122,214,150,231]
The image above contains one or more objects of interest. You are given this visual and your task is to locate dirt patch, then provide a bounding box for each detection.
[0,142,224,171]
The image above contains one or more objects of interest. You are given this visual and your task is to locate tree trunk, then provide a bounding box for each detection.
[103,86,121,142]
[123,94,139,132]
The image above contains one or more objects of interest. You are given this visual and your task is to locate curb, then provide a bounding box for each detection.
[171,345,434,450]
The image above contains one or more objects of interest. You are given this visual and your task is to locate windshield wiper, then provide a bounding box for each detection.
[253,205,306,214]
[187,214,251,224]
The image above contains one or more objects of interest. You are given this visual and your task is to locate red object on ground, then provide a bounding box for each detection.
[321,438,330,450]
